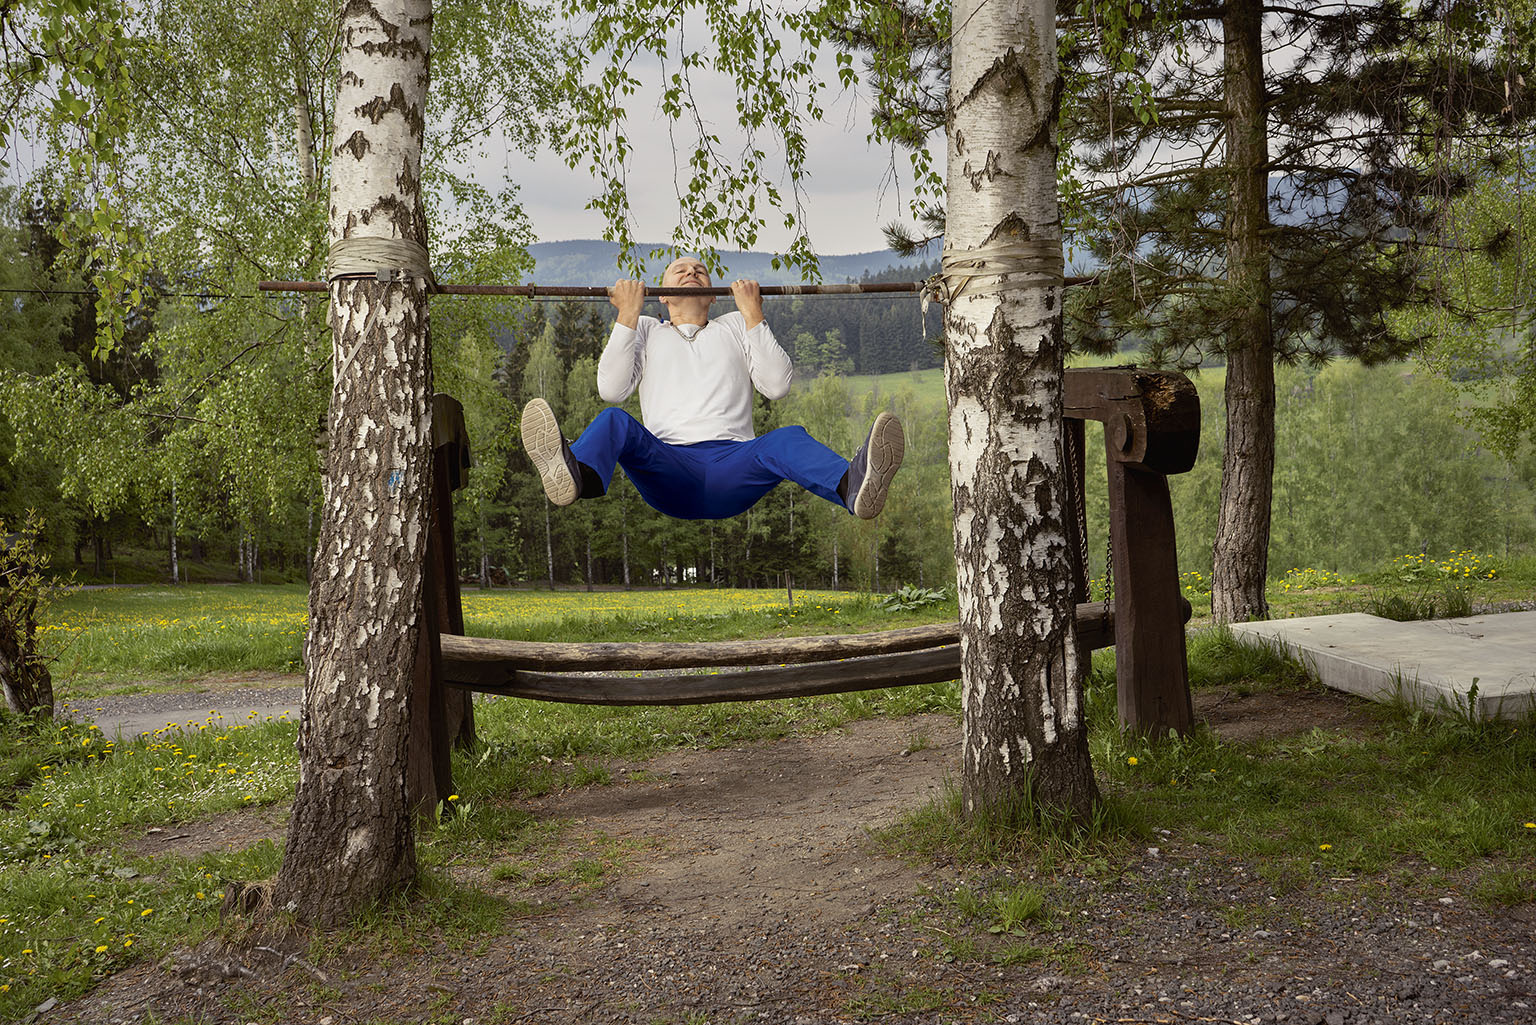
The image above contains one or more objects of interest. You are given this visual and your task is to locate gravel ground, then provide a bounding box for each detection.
[56,674,302,740]
[46,686,1536,1025]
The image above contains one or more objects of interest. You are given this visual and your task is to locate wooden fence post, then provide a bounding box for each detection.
[1065,368,1200,736]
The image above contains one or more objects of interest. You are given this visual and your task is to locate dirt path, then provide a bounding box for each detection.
[58,672,303,740]
[55,690,1536,1025]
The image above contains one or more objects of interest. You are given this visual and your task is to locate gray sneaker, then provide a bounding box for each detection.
[845,411,905,519]
[521,398,581,507]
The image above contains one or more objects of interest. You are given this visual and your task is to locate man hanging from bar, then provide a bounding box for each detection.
[520,255,905,521]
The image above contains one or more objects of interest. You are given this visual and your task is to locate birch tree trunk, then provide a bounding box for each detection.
[946,0,1099,823]
[544,501,554,586]
[169,484,178,585]
[621,500,630,587]
[479,524,490,589]
[289,30,318,199]
[1211,0,1274,624]
[274,0,434,925]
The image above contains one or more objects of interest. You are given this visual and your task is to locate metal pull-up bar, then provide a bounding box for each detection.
[257,276,1092,298]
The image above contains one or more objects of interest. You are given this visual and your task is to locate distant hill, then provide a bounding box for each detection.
[525,240,935,286]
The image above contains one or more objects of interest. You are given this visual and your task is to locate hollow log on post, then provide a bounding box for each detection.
[1064,368,1200,735]
[433,598,1202,706]
[408,396,474,815]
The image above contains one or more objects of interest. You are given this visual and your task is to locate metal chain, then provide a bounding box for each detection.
[1063,424,1091,604]
[1102,527,1115,604]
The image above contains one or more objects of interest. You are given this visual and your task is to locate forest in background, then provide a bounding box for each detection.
[6,200,1531,595]
[0,0,1528,616]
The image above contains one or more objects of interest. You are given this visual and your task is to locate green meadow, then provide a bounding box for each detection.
[4,571,1535,1019]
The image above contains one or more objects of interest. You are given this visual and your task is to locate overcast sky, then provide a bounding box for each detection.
[488,47,933,257]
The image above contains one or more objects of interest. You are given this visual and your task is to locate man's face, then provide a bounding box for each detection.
[662,257,712,288]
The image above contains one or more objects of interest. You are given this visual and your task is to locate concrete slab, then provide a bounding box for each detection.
[1229,611,1536,720]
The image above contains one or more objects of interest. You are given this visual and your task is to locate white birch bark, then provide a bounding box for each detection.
[169,483,178,585]
[946,0,1099,821]
[544,501,554,585]
[621,499,630,587]
[289,30,318,198]
[275,0,434,924]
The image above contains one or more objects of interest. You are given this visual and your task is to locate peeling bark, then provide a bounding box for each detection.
[274,0,434,926]
[946,0,1098,824]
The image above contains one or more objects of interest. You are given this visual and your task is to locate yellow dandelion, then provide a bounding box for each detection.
[1319,843,1333,851]
[95,945,108,953]
[1127,756,1139,766]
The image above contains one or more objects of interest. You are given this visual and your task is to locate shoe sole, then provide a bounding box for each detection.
[521,399,578,507]
[852,412,905,519]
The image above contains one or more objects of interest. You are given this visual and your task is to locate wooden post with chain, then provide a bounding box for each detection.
[1065,368,1201,736]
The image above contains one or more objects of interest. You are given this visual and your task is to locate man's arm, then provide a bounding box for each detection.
[610,278,645,329]
[730,278,763,330]
[597,279,648,402]
[731,279,792,400]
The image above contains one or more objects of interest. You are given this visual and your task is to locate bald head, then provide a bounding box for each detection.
[659,256,714,325]
[662,256,712,288]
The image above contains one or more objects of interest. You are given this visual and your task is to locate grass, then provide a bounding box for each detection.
[1092,633,1536,888]
[1364,584,1475,621]
[9,586,968,1018]
[6,567,1535,1017]
[41,585,953,697]
[949,880,1050,935]
[43,550,1531,696]
[0,711,295,1019]
[42,585,310,693]
[863,636,1536,978]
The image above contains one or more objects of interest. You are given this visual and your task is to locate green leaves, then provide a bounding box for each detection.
[554,0,902,278]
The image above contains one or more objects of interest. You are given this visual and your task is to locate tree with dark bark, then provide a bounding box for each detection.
[272,0,436,926]
[843,0,1533,622]
[0,517,55,718]
[1066,0,1533,621]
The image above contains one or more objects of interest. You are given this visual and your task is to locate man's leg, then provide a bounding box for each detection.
[694,417,905,520]
[842,412,905,519]
[729,426,848,509]
[521,398,591,507]
[568,408,719,519]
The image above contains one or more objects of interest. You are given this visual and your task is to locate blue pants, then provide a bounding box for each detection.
[570,407,849,520]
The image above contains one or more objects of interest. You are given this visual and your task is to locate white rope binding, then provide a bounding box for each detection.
[920,238,1066,315]
[326,235,435,288]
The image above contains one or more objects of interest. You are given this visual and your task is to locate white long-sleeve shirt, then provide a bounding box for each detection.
[595,312,795,445]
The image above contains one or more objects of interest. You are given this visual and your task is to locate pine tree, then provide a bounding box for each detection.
[841,0,1533,621]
